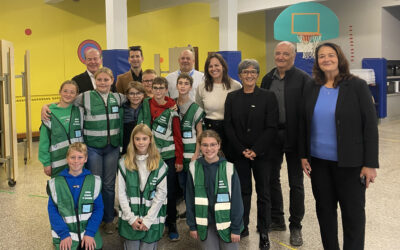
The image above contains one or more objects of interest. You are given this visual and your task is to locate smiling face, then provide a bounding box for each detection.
[129,50,143,70]
[95,72,113,94]
[178,50,195,73]
[239,65,258,89]
[200,137,220,163]
[67,150,87,176]
[85,49,102,74]
[142,73,156,95]
[317,46,339,76]
[176,77,192,96]
[208,57,223,82]
[274,42,295,72]
[127,87,144,107]
[134,132,151,155]
[152,83,168,103]
[59,83,78,106]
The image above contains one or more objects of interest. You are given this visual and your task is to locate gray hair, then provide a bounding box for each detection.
[238,59,260,74]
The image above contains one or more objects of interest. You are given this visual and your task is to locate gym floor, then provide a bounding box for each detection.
[0,118,399,250]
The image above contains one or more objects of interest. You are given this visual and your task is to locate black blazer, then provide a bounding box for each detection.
[72,71,94,93]
[224,86,278,159]
[261,66,312,152]
[298,77,379,168]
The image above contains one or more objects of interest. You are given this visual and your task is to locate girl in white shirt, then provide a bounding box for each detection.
[118,124,168,250]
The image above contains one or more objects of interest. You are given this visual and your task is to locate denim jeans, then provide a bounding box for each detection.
[87,144,119,223]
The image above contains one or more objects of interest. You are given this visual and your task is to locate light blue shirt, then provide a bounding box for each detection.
[310,86,339,161]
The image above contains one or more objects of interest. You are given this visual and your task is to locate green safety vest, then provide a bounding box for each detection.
[83,91,123,148]
[42,105,84,177]
[48,174,103,250]
[189,160,234,243]
[180,102,205,171]
[138,98,179,160]
[118,157,168,243]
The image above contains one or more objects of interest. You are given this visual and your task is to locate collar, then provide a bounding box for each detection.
[87,70,95,78]
[178,68,195,77]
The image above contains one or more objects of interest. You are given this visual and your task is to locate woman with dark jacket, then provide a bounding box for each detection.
[299,42,378,250]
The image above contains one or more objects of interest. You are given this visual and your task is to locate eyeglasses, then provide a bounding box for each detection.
[241,70,258,76]
[200,143,219,148]
[128,91,144,96]
[142,79,154,83]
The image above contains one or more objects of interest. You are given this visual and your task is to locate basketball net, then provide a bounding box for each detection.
[297,34,322,59]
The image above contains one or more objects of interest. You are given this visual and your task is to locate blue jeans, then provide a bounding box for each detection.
[87,144,119,223]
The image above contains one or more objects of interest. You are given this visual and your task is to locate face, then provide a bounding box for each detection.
[67,150,87,176]
[134,132,151,155]
[200,137,220,163]
[178,50,195,73]
[142,73,156,94]
[240,66,258,89]
[60,84,78,105]
[85,49,102,74]
[95,72,113,94]
[127,87,144,106]
[128,50,143,70]
[176,78,192,95]
[152,83,168,101]
[208,57,223,81]
[317,46,339,75]
[274,43,295,71]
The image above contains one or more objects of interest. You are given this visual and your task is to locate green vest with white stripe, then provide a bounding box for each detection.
[138,98,179,160]
[118,157,168,243]
[83,91,122,148]
[180,102,205,171]
[189,160,234,243]
[48,174,103,249]
[42,106,84,177]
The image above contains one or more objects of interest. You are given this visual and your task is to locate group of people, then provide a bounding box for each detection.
[39,40,378,250]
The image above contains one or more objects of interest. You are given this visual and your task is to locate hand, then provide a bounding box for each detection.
[170,104,178,111]
[242,149,256,160]
[231,233,240,243]
[191,152,199,162]
[81,235,96,250]
[60,236,72,250]
[132,218,143,231]
[360,167,377,188]
[301,158,311,178]
[43,166,52,177]
[41,104,51,121]
[175,163,183,172]
[139,223,149,231]
[190,230,198,240]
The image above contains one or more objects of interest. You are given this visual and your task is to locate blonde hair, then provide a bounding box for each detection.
[67,142,88,158]
[59,80,79,93]
[124,124,161,172]
[94,67,114,80]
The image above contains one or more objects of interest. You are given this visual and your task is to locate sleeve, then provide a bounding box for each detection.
[195,84,204,109]
[38,124,51,167]
[118,169,138,225]
[116,76,124,94]
[84,190,104,237]
[73,93,83,107]
[142,165,168,229]
[224,93,246,154]
[358,80,379,168]
[251,92,279,156]
[48,197,71,240]
[229,168,244,235]
[172,116,184,164]
[185,169,197,231]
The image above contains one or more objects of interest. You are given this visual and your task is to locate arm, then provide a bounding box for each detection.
[115,76,124,94]
[229,168,244,235]
[118,169,138,225]
[48,197,71,240]
[172,116,184,167]
[83,192,104,237]
[224,93,246,155]
[251,92,279,156]
[38,125,51,176]
[195,85,204,109]
[191,121,203,161]
[185,169,197,231]
[73,93,83,107]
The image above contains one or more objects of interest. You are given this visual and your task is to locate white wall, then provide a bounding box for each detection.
[382,6,400,59]
[264,0,400,70]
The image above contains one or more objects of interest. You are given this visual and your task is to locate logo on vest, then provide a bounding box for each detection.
[83,191,93,200]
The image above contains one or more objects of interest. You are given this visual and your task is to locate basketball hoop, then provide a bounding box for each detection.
[297,34,322,59]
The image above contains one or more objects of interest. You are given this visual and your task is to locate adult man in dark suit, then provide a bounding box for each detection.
[115,46,144,94]
[72,48,102,93]
[260,41,311,247]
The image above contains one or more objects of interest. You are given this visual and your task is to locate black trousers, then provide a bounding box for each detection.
[268,129,304,229]
[235,155,271,234]
[204,118,233,162]
[310,157,366,250]
[165,158,178,225]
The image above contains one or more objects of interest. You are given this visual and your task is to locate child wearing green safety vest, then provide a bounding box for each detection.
[47,142,104,250]
[39,80,84,178]
[186,130,244,250]
[175,73,205,201]
[118,124,168,249]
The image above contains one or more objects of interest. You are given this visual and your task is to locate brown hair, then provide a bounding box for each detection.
[125,81,145,95]
[59,80,79,94]
[197,129,221,145]
[204,53,232,92]
[152,76,168,89]
[94,67,114,80]
[124,124,161,171]
[177,73,193,87]
[143,69,157,76]
[313,42,354,87]
[67,142,88,158]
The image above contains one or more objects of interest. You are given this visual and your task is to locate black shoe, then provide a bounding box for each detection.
[259,233,270,250]
[290,228,303,246]
[241,227,249,238]
[268,222,287,232]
